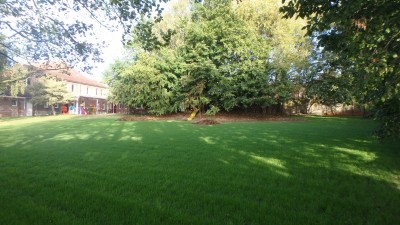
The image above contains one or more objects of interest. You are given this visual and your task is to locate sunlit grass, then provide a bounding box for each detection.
[0,116,399,225]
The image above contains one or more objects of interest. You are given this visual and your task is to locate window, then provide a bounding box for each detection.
[86,87,89,95]
[54,103,59,109]
[100,89,103,96]
[96,88,98,96]
[26,78,31,86]
[118,103,122,109]
[44,102,49,108]
[71,84,74,92]
[103,103,106,110]
[11,99,17,106]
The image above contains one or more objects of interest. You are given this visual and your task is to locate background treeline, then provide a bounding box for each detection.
[105,0,334,116]
[104,0,398,139]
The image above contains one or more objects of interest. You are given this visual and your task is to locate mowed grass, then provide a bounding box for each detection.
[0,115,399,225]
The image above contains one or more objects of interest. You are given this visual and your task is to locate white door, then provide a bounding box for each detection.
[26,100,33,116]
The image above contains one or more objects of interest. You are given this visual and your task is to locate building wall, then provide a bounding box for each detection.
[0,97,27,117]
[2,78,121,117]
[66,82,108,99]
[1,66,115,117]
[67,81,113,115]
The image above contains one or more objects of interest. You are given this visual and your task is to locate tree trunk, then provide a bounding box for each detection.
[261,106,267,114]
[362,104,367,117]
[51,105,56,116]
[198,96,202,119]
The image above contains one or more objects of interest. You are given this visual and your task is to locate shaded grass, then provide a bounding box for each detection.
[0,116,399,225]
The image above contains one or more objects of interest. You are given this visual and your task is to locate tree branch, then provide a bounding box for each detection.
[384,31,400,49]
[0,51,17,63]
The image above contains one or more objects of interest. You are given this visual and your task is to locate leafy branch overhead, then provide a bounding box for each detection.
[280,0,400,138]
[0,0,168,71]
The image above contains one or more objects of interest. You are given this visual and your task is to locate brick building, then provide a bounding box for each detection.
[0,64,128,117]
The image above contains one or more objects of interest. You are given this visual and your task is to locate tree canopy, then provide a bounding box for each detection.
[280,0,400,138]
[27,76,75,115]
[105,0,312,115]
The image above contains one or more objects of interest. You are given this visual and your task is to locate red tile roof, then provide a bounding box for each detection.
[30,63,108,88]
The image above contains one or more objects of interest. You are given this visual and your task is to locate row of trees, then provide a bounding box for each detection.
[105,0,399,139]
[105,0,320,116]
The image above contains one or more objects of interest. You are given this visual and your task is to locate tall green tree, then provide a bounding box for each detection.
[281,0,400,138]
[105,0,311,115]
[290,45,355,114]
[235,0,310,113]
[180,1,238,113]
[105,49,184,115]
[27,77,75,115]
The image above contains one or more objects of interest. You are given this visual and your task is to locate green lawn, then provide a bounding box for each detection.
[0,115,399,225]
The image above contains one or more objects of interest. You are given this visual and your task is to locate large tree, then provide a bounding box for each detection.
[105,0,311,115]
[27,77,75,115]
[234,0,310,113]
[280,0,400,138]
[104,50,183,115]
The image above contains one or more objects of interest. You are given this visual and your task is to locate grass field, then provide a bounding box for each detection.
[0,115,399,225]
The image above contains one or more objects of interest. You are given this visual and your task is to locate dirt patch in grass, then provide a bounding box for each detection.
[118,113,188,121]
[118,112,306,124]
[211,112,306,123]
[192,119,221,125]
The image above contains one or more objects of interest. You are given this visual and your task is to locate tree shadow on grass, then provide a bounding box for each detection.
[0,117,399,225]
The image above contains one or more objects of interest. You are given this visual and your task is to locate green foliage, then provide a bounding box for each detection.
[308,72,352,108]
[106,0,312,115]
[132,20,176,52]
[0,35,8,73]
[205,105,220,116]
[0,64,29,96]
[373,98,400,139]
[27,77,75,115]
[281,0,400,139]
[106,49,184,115]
